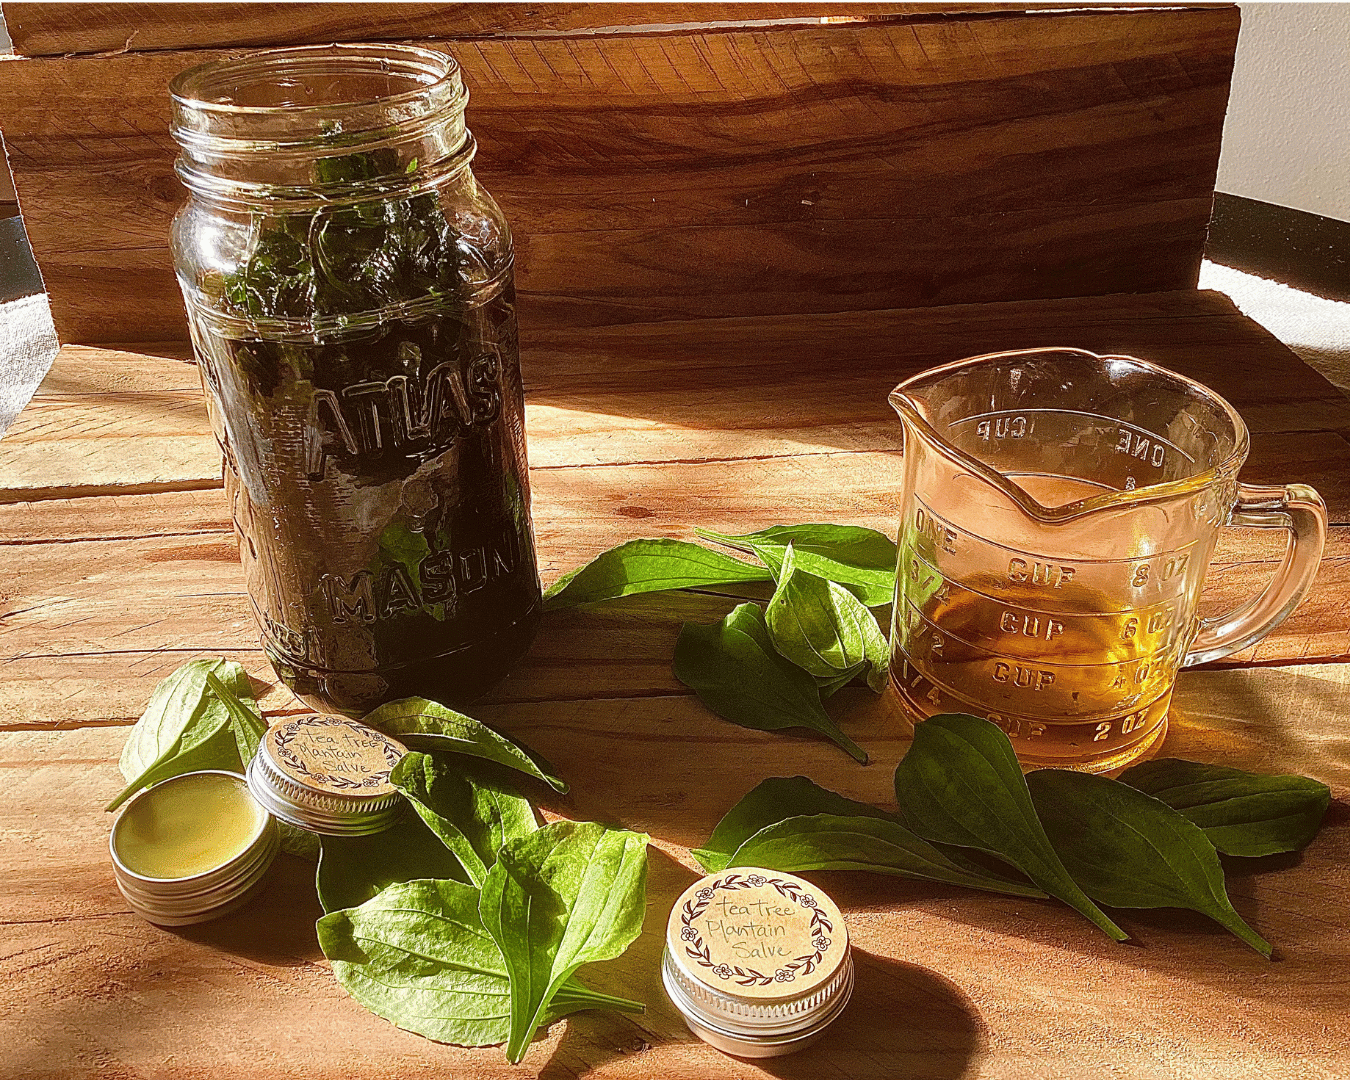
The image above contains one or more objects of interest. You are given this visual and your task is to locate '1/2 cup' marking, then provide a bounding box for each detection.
[897,547,1181,662]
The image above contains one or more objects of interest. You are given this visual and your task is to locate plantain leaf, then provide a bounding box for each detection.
[391,752,538,888]
[363,697,566,793]
[673,603,868,763]
[692,775,895,871]
[1119,758,1331,857]
[764,543,888,692]
[726,813,1047,898]
[1026,769,1271,957]
[697,523,897,607]
[694,774,1040,895]
[316,811,470,914]
[542,538,771,610]
[318,878,643,1048]
[479,821,649,1063]
[893,713,1126,942]
[108,659,261,811]
[817,664,867,698]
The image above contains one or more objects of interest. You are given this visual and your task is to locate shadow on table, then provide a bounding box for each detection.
[170,851,325,965]
[541,848,987,1080]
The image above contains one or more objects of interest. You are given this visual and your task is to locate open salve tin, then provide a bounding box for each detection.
[663,868,853,1058]
[110,770,279,926]
[246,714,408,835]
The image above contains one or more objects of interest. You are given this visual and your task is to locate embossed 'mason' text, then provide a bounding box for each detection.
[322,535,517,624]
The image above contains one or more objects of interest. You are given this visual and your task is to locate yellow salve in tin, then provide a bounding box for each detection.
[113,772,267,880]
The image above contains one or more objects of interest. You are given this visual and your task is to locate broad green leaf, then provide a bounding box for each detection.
[542,538,771,610]
[317,812,470,913]
[673,603,868,764]
[692,775,896,871]
[692,774,1038,894]
[363,697,567,793]
[1026,769,1271,957]
[108,659,260,811]
[117,659,258,778]
[726,813,1047,898]
[893,713,1126,942]
[110,718,242,812]
[480,821,649,1063]
[1119,758,1331,857]
[764,544,888,692]
[697,523,897,607]
[817,664,866,699]
[278,822,321,861]
[391,753,538,888]
[318,879,642,1048]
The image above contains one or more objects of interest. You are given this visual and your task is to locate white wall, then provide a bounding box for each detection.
[1217,3,1350,223]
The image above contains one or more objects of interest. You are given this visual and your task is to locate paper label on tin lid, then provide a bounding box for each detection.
[262,715,404,796]
[668,869,847,999]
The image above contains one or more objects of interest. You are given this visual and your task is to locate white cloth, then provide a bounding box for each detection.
[0,291,58,438]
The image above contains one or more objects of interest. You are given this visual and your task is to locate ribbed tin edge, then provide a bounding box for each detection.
[116,825,280,925]
[663,947,854,1044]
[246,754,405,836]
[662,946,854,1036]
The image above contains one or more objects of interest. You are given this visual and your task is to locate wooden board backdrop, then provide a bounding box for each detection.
[3,3,1124,55]
[0,4,1238,343]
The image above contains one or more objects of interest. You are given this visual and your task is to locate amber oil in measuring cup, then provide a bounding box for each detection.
[889,349,1326,772]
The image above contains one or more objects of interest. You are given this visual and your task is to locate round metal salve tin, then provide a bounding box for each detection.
[663,868,853,1058]
[246,714,408,835]
[110,770,279,926]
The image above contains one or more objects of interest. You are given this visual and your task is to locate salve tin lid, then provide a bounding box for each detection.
[246,714,407,836]
[663,868,852,1056]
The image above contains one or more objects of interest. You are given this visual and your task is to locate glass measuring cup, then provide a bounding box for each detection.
[889,348,1326,772]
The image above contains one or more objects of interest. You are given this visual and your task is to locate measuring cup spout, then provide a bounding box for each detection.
[888,383,987,483]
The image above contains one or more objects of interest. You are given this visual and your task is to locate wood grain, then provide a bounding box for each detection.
[3,467,1348,729]
[3,273,1348,1076]
[6,291,1349,504]
[2,661,1349,1079]
[0,8,1239,342]
[2,2,964,57]
[3,290,1347,728]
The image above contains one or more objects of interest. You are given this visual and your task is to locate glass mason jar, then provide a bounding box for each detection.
[169,45,540,716]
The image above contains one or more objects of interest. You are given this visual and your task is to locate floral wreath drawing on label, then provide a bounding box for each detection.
[271,716,403,791]
[680,872,835,987]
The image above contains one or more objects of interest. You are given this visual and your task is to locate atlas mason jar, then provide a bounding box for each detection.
[169,45,540,715]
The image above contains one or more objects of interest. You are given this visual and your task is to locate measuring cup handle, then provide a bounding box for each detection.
[1184,482,1328,666]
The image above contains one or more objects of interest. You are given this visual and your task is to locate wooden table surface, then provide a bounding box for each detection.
[3,288,1349,1079]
